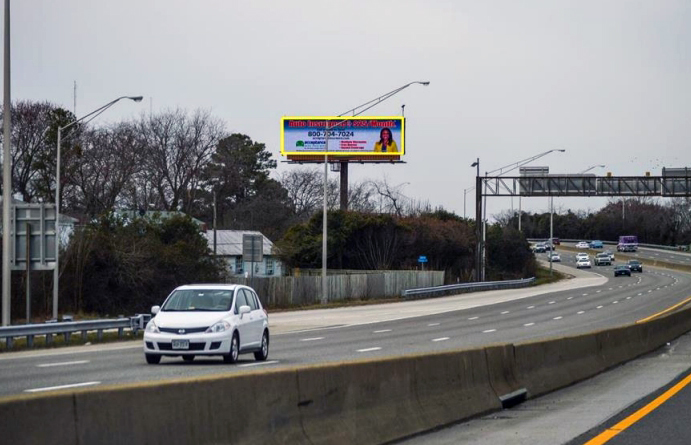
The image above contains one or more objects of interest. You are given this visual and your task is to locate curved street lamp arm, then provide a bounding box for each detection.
[485,149,566,177]
[60,95,143,132]
[337,81,430,117]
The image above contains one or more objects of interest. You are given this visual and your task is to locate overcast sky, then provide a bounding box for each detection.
[4,1,690,220]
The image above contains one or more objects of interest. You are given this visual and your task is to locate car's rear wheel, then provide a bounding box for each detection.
[182,355,195,362]
[145,353,161,365]
[254,330,269,361]
[223,333,239,364]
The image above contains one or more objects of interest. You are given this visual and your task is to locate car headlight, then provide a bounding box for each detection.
[206,321,231,333]
[145,320,160,333]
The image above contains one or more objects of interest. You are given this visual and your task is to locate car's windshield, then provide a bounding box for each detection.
[629,261,640,265]
[162,289,234,312]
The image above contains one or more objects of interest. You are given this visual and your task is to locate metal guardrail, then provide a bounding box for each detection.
[402,277,536,299]
[0,314,151,349]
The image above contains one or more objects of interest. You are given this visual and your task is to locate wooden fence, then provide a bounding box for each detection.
[226,271,445,308]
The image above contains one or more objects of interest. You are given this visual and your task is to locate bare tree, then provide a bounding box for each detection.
[66,122,144,216]
[369,178,411,216]
[0,101,74,202]
[135,109,225,212]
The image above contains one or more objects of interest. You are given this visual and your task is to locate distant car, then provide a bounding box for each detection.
[594,252,612,266]
[614,265,631,276]
[590,240,604,249]
[533,243,547,253]
[603,250,615,261]
[627,260,643,273]
[143,284,270,365]
[576,257,591,268]
[576,241,590,249]
[576,252,590,261]
[550,252,561,262]
[550,237,561,246]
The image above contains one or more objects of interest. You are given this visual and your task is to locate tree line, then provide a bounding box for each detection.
[496,198,691,247]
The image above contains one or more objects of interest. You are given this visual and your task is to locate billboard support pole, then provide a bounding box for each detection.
[339,162,348,210]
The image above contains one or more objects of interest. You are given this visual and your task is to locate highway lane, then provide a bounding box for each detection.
[562,242,691,266]
[2,258,690,398]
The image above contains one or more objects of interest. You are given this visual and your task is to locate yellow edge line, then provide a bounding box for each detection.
[583,372,691,445]
[636,294,691,324]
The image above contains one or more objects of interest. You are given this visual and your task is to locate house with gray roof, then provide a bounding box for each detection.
[204,230,284,277]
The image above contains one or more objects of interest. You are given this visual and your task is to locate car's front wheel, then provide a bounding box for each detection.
[254,330,269,361]
[223,332,239,364]
[145,353,161,365]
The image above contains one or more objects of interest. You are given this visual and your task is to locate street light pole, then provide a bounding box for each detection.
[52,95,142,320]
[320,82,429,305]
[471,159,481,281]
[1,0,11,326]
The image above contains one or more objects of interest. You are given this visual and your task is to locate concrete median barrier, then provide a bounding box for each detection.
[0,392,77,445]
[514,334,604,398]
[295,350,499,444]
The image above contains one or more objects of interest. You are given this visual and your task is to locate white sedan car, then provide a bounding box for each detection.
[576,253,591,268]
[143,284,269,364]
[576,241,590,249]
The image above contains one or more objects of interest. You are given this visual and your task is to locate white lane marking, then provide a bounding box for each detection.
[432,337,450,342]
[618,286,623,289]
[373,329,391,334]
[239,360,279,368]
[567,296,573,300]
[482,329,497,333]
[613,301,619,304]
[357,347,382,353]
[597,305,604,309]
[501,311,510,315]
[626,297,631,300]
[300,337,324,342]
[608,288,614,291]
[524,323,535,327]
[527,306,535,309]
[553,316,563,320]
[638,293,643,296]
[428,323,440,327]
[25,381,100,393]
[37,360,90,368]
[548,301,556,305]
[577,311,585,314]
[648,290,653,293]
[468,316,479,320]
[596,290,602,293]
[583,293,589,296]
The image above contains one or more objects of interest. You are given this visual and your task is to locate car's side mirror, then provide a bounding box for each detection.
[239,305,251,317]
[151,305,160,315]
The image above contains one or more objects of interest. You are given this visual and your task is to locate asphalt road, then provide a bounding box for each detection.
[562,242,691,267]
[1,256,690,399]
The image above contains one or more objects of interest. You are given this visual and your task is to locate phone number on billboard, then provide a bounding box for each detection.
[307,131,355,137]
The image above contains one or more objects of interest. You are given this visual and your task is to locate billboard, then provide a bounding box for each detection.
[281,116,405,157]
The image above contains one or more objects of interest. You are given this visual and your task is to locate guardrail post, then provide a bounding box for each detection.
[27,335,33,348]
[81,330,88,342]
[117,327,124,338]
[97,330,103,341]
[46,334,53,345]
[6,337,13,349]
[63,332,70,344]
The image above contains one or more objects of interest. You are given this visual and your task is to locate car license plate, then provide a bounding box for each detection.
[172,339,189,350]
